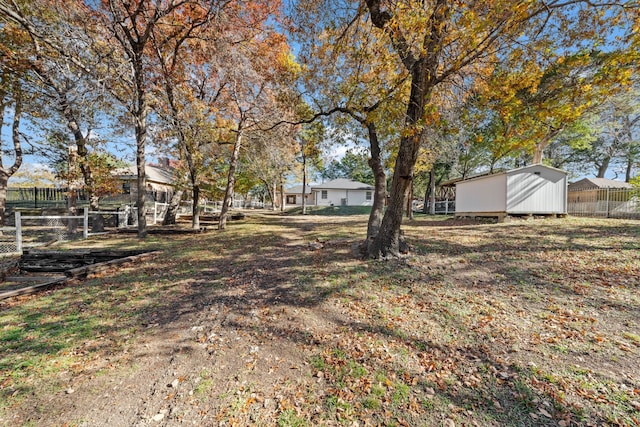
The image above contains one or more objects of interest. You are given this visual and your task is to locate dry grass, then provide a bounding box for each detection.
[0,213,638,426]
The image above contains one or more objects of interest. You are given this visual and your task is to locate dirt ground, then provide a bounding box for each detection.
[1,214,639,426]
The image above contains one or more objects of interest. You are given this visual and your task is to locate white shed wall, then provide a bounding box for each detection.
[506,166,567,214]
[456,174,507,213]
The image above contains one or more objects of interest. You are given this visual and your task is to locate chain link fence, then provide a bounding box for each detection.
[0,227,18,255]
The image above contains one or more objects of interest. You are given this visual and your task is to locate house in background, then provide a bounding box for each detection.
[455,164,568,221]
[312,178,375,207]
[284,185,314,206]
[112,160,176,203]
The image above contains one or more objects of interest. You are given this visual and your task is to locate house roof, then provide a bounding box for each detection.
[311,178,374,191]
[114,164,175,185]
[285,185,312,195]
[568,177,633,190]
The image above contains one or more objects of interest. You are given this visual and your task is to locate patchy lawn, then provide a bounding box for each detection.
[0,214,638,426]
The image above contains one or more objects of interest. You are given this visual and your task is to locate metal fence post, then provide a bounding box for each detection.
[15,211,22,254]
[83,207,89,239]
[606,188,610,218]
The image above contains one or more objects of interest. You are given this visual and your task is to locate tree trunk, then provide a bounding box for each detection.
[0,174,8,228]
[302,154,307,215]
[163,189,183,225]
[533,130,561,164]
[68,188,78,233]
[272,181,278,211]
[532,145,545,164]
[90,193,104,232]
[366,122,386,240]
[280,183,285,212]
[597,157,610,178]
[429,168,436,215]
[219,132,242,230]
[0,81,24,227]
[366,62,431,259]
[625,157,633,183]
[132,48,148,238]
[406,182,414,219]
[191,184,200,229]
[135,119,147,237]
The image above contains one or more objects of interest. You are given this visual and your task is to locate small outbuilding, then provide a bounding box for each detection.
[455,164,567,221]
[312,178,374,207]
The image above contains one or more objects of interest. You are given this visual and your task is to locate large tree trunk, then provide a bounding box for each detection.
[366,62,431,259]
[135,118,147,238]
[366,122,386,239]
[163,189,183,225]
[219,132,242,230]
[364,0,448,258]
[132,49,148,238]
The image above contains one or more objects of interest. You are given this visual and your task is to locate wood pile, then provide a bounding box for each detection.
[19,249,149,273]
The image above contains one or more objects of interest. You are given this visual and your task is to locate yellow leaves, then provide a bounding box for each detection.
[276,49,302,77]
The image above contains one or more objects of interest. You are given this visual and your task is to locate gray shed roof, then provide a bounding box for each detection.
[311,178,374,191]
[568,177,633,191]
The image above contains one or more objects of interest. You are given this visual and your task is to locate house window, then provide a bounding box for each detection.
[321,190,328,200]
[365,191,372,201]
[286,195,296,204]
[122,182,131,194]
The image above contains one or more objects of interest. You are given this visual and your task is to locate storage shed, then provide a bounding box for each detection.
[455,164,567,221]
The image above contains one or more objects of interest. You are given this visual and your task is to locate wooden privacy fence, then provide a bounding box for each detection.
[568,188,640,219]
